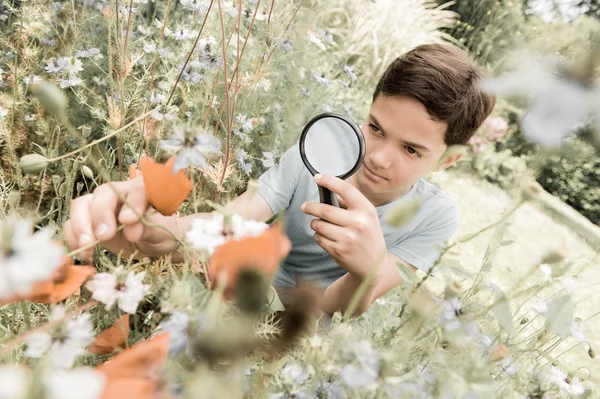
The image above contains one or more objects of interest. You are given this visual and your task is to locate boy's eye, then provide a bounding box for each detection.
[406,146,421,157]
[368,123,381,133]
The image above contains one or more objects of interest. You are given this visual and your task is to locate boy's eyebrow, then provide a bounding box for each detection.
[369,114,431,153]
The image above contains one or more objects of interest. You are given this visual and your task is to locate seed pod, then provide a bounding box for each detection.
[520,317,529,325]
[81,165,94,180]
[29,80,68,117]
[80,125,92,139]
[19,153,49,174]
[589,347,596,359]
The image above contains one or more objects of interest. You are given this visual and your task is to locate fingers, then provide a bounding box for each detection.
[310,219,347,242]
[118,179,151,243]
[90,180,139,242]
[314,174,370,209]
[301,202,349,226]
[67,194,96,260]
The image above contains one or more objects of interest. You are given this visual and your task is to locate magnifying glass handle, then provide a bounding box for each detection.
[318,185,340,207]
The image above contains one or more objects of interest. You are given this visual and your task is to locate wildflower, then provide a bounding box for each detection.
[85,266,151,314]
[236,149,253,175]
[135,156,194,215]
[89,314,130,355]
[340,364,378,388]
[236,114,255,133]
[547,366,586,397]
[172,26,193,41]
[308,32,326,51]
[0,366,28,399]
[438,297,463,331]
[96,333,170,399]
[318,29,334,45]
[281,40,293,53]
[262,151,279,168]
[312,73,330,86]
[185,212,269,255]
[180,0,208,13]
[58,76,83,88]
[24,114,36,121]
[25,306,94,369]
[300,87,311,97]
[483,59,600,147]
[343,64,357,82]
[280,362,309,385]
[159,126,222,173]
[0,106,8,119]
[160,310,190,357]
[45,368,105,399]
[0,216,64,299]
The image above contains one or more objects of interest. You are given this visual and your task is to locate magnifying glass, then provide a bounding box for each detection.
[299,112,366,207]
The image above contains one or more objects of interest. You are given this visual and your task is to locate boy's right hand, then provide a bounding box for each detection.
[63,177,180,261]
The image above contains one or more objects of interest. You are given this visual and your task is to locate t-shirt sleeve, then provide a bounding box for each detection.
[257,143,304,215]
[388,199,460,273]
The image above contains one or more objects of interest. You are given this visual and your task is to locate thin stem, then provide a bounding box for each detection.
[166,0,215,105]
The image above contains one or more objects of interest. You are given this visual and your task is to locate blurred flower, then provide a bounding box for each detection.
[85,267,151,314]
[485,116,508,141]
[308,32,326,51]
[236,114,254,133]
[0,366,28,399]
[23,114,36,121]
[262,151,280,167]
[0,216,64,299]
[0,106,8,119]
[484,60,600,147]
[25,306,94,369]
[151,103,178,121]
[160,126,222,173]
[236,149,252,175]
[280,362,309,385]
[281,39,293,53]
[300,87,311,97]
[438,297,463,331]
[185,212,268,255]
[180,0,208,13]
[160,310,190,357]
[467,136,486,153]
[340,364,377,388]
[312,73,330,86]
[172,26,193,41]
[89,314,130,355]
[317,29,334,45]
[547,366,586,397]
[343,64,357,82]
[45,368,105,399]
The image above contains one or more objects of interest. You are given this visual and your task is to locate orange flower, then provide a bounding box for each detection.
[90,314,130,355]
[135,156,193,216]
[128,163,142,180]
[96,332,170,399]
[208,221,291,296]
[0,256,95,306]
[488,344,510,362]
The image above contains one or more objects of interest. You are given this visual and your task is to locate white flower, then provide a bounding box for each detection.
[236,149,252,175]
[343,65,357,82]
[23,114,36,121]
[45,368,104,399]
[159,126,222,173]
[179,0,208,13]
[312,73,330,86]
[0,366,28,399]
[0,216,64,299]
[308,32,326,51]
[235,114,254,132]
[143,43,157,53]
[85,267,151,314]
[185,213,268,255]
[340,364,377,388]
[438,297,463,331]
[24,307,94,369]
[280,363,309,385]
[0,106,8,118]
[262,152,275,168]
[547,366,586,397]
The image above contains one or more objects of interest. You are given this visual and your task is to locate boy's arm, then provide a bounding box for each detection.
[322,253,415,317]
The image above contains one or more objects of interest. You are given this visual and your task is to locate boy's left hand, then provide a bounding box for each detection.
[301,174,387,280]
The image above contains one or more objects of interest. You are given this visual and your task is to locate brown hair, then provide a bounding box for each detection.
[372,44,496,146]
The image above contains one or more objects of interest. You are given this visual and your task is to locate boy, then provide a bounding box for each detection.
[63,44,496,317]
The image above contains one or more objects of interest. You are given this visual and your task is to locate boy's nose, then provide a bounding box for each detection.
[368,148,393,171]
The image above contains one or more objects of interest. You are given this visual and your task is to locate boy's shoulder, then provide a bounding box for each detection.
[413,178,460,221]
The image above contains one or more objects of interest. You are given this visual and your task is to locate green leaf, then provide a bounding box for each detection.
[439,260,472,279]
[396,262,417,285]
[492,292,515,335]
[500,240,515,247]
[546,295,574,336]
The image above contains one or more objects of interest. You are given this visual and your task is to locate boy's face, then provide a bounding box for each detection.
[351,95,460,206]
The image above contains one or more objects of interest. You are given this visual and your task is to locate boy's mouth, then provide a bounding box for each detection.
[363,164,387,181]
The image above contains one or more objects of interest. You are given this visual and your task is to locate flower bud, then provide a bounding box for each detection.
[589,347,596,359]
[385,195,424,228]
[520,317,529,325]
[488,344,509,362]
[80,125,92,139]
[7,191,20,207]
[541,247,567,265]
[19,153,49,174]
[81,165,94,180]
[521,180,543,201]
[29,80,68,117]
[444,280,464,299]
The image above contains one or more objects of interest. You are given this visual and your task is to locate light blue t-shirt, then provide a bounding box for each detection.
[258,143,460,290]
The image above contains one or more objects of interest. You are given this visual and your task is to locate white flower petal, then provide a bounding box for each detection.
[46,368,104,399]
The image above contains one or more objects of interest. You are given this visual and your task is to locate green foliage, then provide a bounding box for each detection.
[537,136,600,225]
[441,0,526,69]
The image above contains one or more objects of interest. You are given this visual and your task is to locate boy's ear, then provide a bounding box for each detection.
[433,145,466,172]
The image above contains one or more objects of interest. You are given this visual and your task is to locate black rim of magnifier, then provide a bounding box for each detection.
[298,112,366,180]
